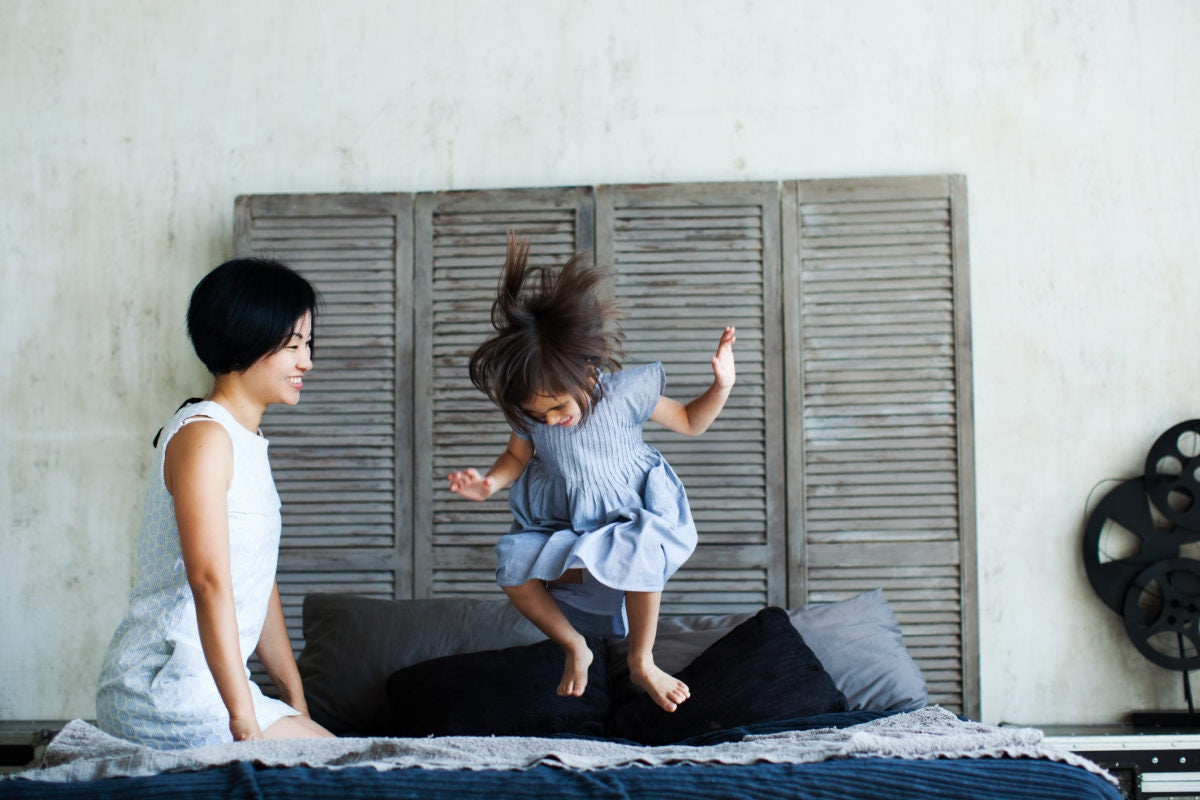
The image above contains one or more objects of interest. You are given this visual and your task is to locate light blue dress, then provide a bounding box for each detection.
[95,401,298,749]
[496,363,697,637]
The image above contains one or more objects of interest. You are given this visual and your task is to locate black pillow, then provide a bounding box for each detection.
[299,595,544,735]
[608,607,847,745]
[385,637,611,737]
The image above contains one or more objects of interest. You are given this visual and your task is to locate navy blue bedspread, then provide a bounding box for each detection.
[0,712,1122,800]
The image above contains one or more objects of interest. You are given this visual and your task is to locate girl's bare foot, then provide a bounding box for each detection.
[558,637,593,697]
[629,661,690,712]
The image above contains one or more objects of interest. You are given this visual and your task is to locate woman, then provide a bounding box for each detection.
[96,258,334,748]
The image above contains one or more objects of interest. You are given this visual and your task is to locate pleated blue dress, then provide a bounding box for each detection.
[496,363,697,637]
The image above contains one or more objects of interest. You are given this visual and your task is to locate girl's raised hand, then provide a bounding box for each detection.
[447,467,496,501]
[711,326,737,388]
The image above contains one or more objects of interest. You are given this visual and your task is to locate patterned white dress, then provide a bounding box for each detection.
[96,401,298,749]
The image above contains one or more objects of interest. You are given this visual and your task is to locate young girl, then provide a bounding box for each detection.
[96,258,334,748]
[447,236,736,713]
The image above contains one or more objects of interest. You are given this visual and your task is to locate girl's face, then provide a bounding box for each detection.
[242,312,313,407]
[521,390,582,428]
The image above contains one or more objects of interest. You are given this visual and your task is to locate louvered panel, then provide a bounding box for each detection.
[800,184,962,704]
[235,193,414,669]
[785,175,976,716]
[414,188,596,597]
[597,183,785,614]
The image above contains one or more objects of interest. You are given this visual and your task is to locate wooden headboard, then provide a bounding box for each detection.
[236,175,977,716]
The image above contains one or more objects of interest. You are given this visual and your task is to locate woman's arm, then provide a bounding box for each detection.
[255,581,309,715]
[651,326,737,436]
[165,420,262,741]
[447,433,534,501]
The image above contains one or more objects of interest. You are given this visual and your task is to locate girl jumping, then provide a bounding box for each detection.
[447,236,736,713]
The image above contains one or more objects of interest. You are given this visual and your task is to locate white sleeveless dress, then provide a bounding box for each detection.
[96,400,298,749]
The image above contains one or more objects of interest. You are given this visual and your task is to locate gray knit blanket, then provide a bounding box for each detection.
[11,706,1116,786]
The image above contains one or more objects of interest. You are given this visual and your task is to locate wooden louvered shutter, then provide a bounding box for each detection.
[595,182,786,614]
[783,175,977,716]
[234,194,415,666]
[413,188,596,598]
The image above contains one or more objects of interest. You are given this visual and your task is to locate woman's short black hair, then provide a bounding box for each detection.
[186,257,319,375]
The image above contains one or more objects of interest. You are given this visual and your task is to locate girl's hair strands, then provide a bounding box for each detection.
[469,234,624,433]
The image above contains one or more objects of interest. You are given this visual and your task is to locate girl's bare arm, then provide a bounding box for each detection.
[651,326,737,436]
[447,433,534,500]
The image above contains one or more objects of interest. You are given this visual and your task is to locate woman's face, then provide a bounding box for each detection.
[243,312,313,407]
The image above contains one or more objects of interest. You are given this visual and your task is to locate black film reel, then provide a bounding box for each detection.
[1122,558,1200,671]
[1145,419,1200,529]
[1083,478,1200,613]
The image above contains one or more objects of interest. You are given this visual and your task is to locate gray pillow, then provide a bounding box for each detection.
[789,589,927,711]
[298,594,545,735]
[607,589,926,712]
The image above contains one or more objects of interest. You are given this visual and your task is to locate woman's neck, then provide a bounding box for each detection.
[206,377,265,434]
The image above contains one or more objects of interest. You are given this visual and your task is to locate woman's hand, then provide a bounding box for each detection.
[229,713,264,741]
[447,468,496,501]
[711,326,737,388]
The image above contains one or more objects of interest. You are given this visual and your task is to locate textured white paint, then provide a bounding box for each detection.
[2,0,1198,725]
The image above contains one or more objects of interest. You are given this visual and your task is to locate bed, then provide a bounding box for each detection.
[1,591,1120,799]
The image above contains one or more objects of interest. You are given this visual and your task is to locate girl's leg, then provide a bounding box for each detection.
[503,579,593,697]
[548,568,583,584]
[625,591,690,712]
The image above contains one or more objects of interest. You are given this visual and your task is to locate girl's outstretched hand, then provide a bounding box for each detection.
[447,467,496,501]
[711,326,737,388]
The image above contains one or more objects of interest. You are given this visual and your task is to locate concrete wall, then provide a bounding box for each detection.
[3,0,1198,725]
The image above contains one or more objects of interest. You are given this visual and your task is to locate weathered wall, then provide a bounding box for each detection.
[3,0,1198,724]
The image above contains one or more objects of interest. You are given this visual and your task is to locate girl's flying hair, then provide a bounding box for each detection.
[469,234,623,433]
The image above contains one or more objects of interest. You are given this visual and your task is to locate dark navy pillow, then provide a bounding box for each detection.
[385,637,610,737]
[609,607,847,745]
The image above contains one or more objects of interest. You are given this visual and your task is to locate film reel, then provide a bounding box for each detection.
[1145,419,1200,529]
[1083,478,1200,613]
[1084,421,1200,720]
[1122,558,1200,671]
